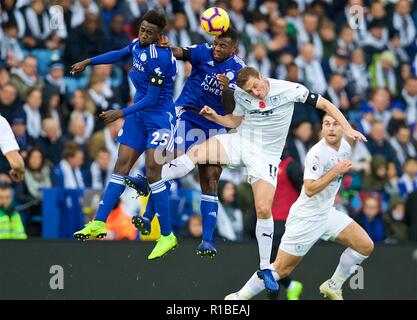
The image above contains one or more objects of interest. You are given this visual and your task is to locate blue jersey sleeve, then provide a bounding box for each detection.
[182,43,210,66]
[90,45,131,65]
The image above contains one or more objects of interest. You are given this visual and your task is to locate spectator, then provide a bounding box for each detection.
[398,158,417,199]
[10,56,44,98]
[247,43,271,78]
[295,43,327,94]
[297,10,323,60]
[41,85,66,131]
[63,13,105,73]
[15,147,51,236]
[35,118,64,166]
[362,155,388,193]
[183,0,207,40]
[323,73,350,115]
[87,148,111,189]
[369,51,398,96]
[361,89,393,126]
[182,214,203,239]
[319,19,337,61]
[347,48,370,103]
[105,200,137,240]
[350,139,372,185]
[362,19,388,62]
[21,0,60,50]
[399,76,417,128]
[104,14,130,55]
[124,0,151,21]
[0,183,27,239]
[88,118,123,164]
[389,124,417,166]
[228,0,247,37]
[244,12,270,48]
[391,0,416,49]
[366,120,400,170]
[216,180,244,242]
[11,113,34,155]
[69,89,94,140]
[65,114,89,149]
[287,120,313,167]
[387,31,410,65]
[0,0,26,39]
[321,47,349,81]
[337,24,356,56]
[0,83,23,123]
[53,141,85,189]
[100,0,125,34]
[44,61,67,97]
[384,195,409,243]
[355,195,386,243]
[70,0,100,29]
[0,69,11,89]
[0,22,24,68]
[23,87,42,139]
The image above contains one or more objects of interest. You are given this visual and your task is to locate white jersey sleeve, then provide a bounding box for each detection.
[283,81,311,104]
[303,148,324,180]
[0,115,19,155]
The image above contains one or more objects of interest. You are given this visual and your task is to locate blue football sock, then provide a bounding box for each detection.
[201,194,219,242]
[95,174,126,222]
[143,181,171,221]
[150,180,172,236]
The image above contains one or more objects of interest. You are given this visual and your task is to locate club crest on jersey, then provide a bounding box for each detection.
[259,101,266,109]
[270,95,280,106]
[140,52,147,62]
[226,71,235,80]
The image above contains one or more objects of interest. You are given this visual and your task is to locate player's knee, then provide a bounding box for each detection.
[255,204,271,219]
[361,239,374,256]
[201,177,218,194]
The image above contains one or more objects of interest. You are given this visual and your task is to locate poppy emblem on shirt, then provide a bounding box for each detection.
[259,101,266,109]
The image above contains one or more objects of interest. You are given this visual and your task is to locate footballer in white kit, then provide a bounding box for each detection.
[280,137,353,257]
[214,78,314,187]
[156,66,367,295]
[0,115,25,182]
[226,113,374,301]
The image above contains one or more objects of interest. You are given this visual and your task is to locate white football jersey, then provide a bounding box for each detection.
[290,138,352,221]
[0,115,19,155]
[233,79,311,158]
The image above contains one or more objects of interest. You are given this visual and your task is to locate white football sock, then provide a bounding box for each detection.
[330,247,368,290]
[161,154,195,181]
[237,272,265,299]
[256,217,274,270]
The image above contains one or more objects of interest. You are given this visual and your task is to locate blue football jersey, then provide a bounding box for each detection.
[128,40,177,110]
[175,43,245,115]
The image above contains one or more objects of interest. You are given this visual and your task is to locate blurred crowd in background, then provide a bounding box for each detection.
[1,0,417,243]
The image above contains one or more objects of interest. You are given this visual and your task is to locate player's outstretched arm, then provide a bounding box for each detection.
[99,83,161,123]
[70,45,131,75]
[315,97,367,142]
[199,106,242,128]
[304,160,352,197]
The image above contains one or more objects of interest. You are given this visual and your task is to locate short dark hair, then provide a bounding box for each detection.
[141,9,167,31]
[218,27,238,44]
[62,141,82,160]
[237,67,260,88]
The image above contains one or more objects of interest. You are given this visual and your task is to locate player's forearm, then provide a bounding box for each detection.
[90,46,131,65]
[172,47,184,60]
[121,85,161,116]
[304,167,340,197]
[316,97,352,132]
[213,114,242,128]
[5,151,24,171]
[221,88,236,114]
